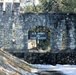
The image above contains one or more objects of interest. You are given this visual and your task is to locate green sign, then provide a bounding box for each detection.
[28,32,47,40]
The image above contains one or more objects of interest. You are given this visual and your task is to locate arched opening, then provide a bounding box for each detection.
[28,26,51,52]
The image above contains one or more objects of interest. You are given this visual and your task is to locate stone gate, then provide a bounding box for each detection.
[0,1,76,54]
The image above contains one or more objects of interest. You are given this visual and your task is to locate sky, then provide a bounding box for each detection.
[20,0,39,8]
[21,0,39,5]
[35,0,39,5]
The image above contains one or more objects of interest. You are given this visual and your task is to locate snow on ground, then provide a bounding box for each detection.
[32,64,76,75]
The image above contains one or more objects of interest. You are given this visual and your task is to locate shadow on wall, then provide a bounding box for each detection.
[37,71,66,75]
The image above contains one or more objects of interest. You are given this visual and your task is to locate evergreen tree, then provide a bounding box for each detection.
[38,0,76,12]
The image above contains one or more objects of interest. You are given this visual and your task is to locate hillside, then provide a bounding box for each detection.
[0,48,38,75]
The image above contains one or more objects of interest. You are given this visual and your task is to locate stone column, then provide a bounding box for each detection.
[65,18,71,49]
[23,30,28,52]
[74,18,76,49]
[0,29,4,48]
[57,20,66,50]
[61,19,66,50]
[50,25,59,52]
[69,21,75,49]
[65,17,75,50]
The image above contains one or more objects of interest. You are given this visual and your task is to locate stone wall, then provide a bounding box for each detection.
[0,2,76,53]
[24,52,76,65]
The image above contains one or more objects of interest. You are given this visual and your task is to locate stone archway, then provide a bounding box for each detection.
[23,13,51,53]
[28,26,51,52]
[23,13,76,53]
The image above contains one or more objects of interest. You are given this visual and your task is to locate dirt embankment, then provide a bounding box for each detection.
[0,48,38,75]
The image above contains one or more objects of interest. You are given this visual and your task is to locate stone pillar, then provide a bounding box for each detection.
[50,25,59,52]
[65,17,75,50]
[74,18,76,49]
[56,22,62,50]
[1,2,22,52]
[57,19,66,50]
[61,19,66,50]
[50,19,66,52]
[69,21,75,49]
[23,30,28,52]
[65,17,71,49]
[0,29,4,48]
